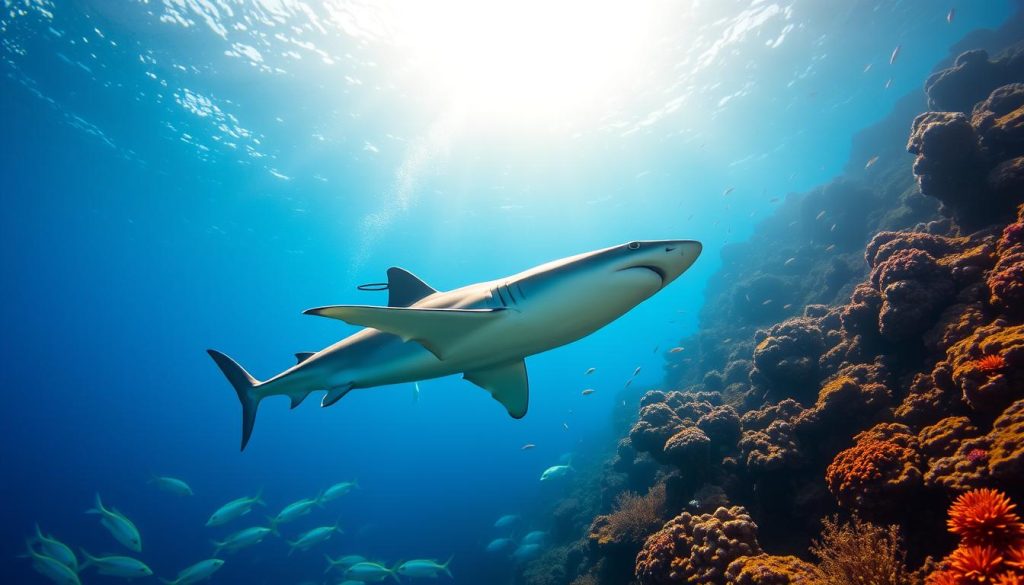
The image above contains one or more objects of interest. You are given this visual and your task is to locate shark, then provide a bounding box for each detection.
[208,239,702,450]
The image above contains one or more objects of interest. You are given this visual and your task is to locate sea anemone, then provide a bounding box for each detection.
[948,545,1005,583]
[967,448,989,463]
[974,355,1008,374]
[1006,541,1024,570]
[948,489,1024,545]
[995,573,1024,585]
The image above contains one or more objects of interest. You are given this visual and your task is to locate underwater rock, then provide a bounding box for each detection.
[663,427,711,469]
[629,392,718,465]
[724,554,824,585]
[909,83,1024,227]
[751,317,827,403]
[986,398,1024,482]
[924,48,1024,113]
[869,244,956,341]
[824,423,923,513]
[935,320,1024,414]
[738,399,806,474]
[635,506,761,585]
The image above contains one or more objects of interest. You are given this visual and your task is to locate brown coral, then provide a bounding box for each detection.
[810,515,912,585]
[635,506,761,585]
[589,483,667,552]
[939,322,1024,414]
[825,424,922,511]
[751,317,827,402]
[724,554,823,585]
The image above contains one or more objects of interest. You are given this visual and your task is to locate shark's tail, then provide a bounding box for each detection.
[207,349,262,451]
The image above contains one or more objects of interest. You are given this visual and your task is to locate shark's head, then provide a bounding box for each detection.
[607,239,703,288]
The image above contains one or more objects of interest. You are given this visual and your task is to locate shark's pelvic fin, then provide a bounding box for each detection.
[464,360,529,418]
[289,392,310,409]
[207,349,263,451]
[294,352,315,364]
[302,305,506,359]
[321,384,353,408]
[386,267,437,307]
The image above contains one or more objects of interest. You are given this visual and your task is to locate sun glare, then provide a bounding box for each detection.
[391,1,663,124]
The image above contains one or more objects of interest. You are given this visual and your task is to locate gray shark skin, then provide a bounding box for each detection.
[208,239,702,450]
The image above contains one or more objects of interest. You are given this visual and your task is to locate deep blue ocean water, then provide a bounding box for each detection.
[0,1,1016,583]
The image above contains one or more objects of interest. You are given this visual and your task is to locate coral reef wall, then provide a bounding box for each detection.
[519,13,1024,585]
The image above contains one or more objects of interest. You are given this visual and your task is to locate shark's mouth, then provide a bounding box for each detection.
[622,265,666,286]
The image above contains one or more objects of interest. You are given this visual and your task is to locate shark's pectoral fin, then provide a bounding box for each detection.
[302,305,506,360]
[289,392,311,409]
[321,384,353,408]
[464,360,529,419]
[295,352,315,364]
[386,267,438,307]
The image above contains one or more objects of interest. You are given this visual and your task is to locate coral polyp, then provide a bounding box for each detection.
[974,355,1008,374]
[948,545,1006,583]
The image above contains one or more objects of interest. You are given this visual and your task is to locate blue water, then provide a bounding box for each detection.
[0,1,1015,583]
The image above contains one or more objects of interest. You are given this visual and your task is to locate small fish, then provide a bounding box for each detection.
[486,538,514,553]
[784,258,796,266]
[540,464,573,481]
[322,480,359,502]
[270,494,322,528]
[149,474,193,496]
[521,443,536,450]
[27,547,80,585]
[413,381,420,402]
[397,557,454,579]
[884,78,893,89]
[688,499,701,509]
[494,514,520,528]
[287,523,342,555]
[669,347,685,353]
[162,559,224,585]
[633,367,641,377]
[325,554,368,574]
[722,338,733,344]
[79,549,153,578]
[722,187,734,196]
[769,197,780,203]
[624,379,632,387]
[30,525,77,572]
[652,345,659,353]
[889,44,901,65]
[865,155,879,169]
[815,210,826,220]
[522,530,547,545]
[345,561,397,582]
[562,422,569,430]
[825,244,836,252]
[831,224,838,232]
[584,367,596,375]
[947,7,955,24]
[783,303,793,310]
[206,491,264,527]
[212,526,273,555]
[85,494,142,552]
[863,63,873,73]
[581,389,595,396]
[762,299,773,306]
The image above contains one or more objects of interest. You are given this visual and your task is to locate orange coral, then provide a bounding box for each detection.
[825,426,922,510]
[975,355,1008,373]
[948,545,1005,583]
[928,571,962,585]
[948,489,1024,546]
[995,573,1024,585]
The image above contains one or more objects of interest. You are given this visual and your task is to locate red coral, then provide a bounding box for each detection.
[949,489,1024,546]
[948,545,1006,583]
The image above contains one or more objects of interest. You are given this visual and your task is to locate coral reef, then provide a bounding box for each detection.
[824,424,923,513]
[635,506,761,585]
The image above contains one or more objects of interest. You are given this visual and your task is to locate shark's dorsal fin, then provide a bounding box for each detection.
[386,267,437,307]
[295,352,315,364]
[464,360,529,418]
[302,305,505,359]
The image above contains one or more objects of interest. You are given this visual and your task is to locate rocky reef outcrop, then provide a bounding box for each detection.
[520,29,1024,585]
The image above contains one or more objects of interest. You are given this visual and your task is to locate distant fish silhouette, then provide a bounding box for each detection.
[581,389,595,396]
[815,210,826,220]
[865,155,880,169]
[947,8,955,24]
[723,187,734,196]
[885,78,893,89]
[584,367,596,375]
[521,443,535,450]
[669,347,685,353]
[889,44,901,65]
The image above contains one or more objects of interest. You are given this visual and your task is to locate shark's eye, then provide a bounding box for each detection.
[627,241,640,250]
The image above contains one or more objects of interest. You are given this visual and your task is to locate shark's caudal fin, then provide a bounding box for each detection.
[207,349,262,451]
